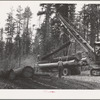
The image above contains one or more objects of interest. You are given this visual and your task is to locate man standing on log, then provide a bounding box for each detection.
[58,57,63,78]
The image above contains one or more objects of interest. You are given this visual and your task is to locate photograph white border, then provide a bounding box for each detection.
[0,0,100,99]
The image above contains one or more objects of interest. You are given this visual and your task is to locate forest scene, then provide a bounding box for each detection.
[0,1,100,90]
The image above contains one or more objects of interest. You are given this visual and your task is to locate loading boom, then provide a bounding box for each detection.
[57,13,94,54]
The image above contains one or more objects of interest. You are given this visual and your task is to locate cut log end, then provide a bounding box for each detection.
[22,66,34,78]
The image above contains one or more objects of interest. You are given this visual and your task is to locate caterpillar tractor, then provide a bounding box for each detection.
[36,7,100,76]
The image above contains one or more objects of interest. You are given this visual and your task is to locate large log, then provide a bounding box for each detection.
[52,55,79,62]
[41,41,71,60]
[37,60,78,69]
[8,66,34,80]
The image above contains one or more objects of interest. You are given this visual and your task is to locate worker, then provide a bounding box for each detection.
[58,57,63,78]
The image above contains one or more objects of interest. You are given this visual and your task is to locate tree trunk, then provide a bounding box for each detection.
[90,20,95,47]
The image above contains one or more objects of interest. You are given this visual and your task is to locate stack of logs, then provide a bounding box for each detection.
[0,66,34,80]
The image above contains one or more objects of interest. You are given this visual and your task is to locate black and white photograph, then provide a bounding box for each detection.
[0,0,100,93]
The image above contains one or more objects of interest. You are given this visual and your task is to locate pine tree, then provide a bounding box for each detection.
[37,4,54,57]
[36,4,76,59]
[5,10,15,57]
[14,5,23,58]
[55,4,76,55]
[0,28,5,60]
[22,6,32,54]
[80,4,100,47]
[16,5,23,34]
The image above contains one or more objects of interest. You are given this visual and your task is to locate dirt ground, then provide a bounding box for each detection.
[0,70,100,89]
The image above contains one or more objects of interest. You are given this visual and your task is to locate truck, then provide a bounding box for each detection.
[36,7,100,76]
[36,41,81,76]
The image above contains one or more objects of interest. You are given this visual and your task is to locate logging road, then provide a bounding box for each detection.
[0,71,100,89]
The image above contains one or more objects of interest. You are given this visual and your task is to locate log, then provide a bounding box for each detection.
[41,41,71,60]
[8,66,34,80]
[37,60,77,69]
[52,55,79,62]
[22,66,34,78]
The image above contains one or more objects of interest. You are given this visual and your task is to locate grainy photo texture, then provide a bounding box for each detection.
[0,1,99,89]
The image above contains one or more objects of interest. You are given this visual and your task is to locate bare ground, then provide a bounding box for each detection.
[0,71,100,89]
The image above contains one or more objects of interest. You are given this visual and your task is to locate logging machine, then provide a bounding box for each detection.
[36,7,100,76]
[37,40,81,76]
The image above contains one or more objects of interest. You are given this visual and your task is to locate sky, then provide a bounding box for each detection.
[0,1,94,41]
[0,1,41,40]
[0,1,84,28]
[0,1,41,28]
[0,1,100,28]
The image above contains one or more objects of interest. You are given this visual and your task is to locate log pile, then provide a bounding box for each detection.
[0,66,34,80]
